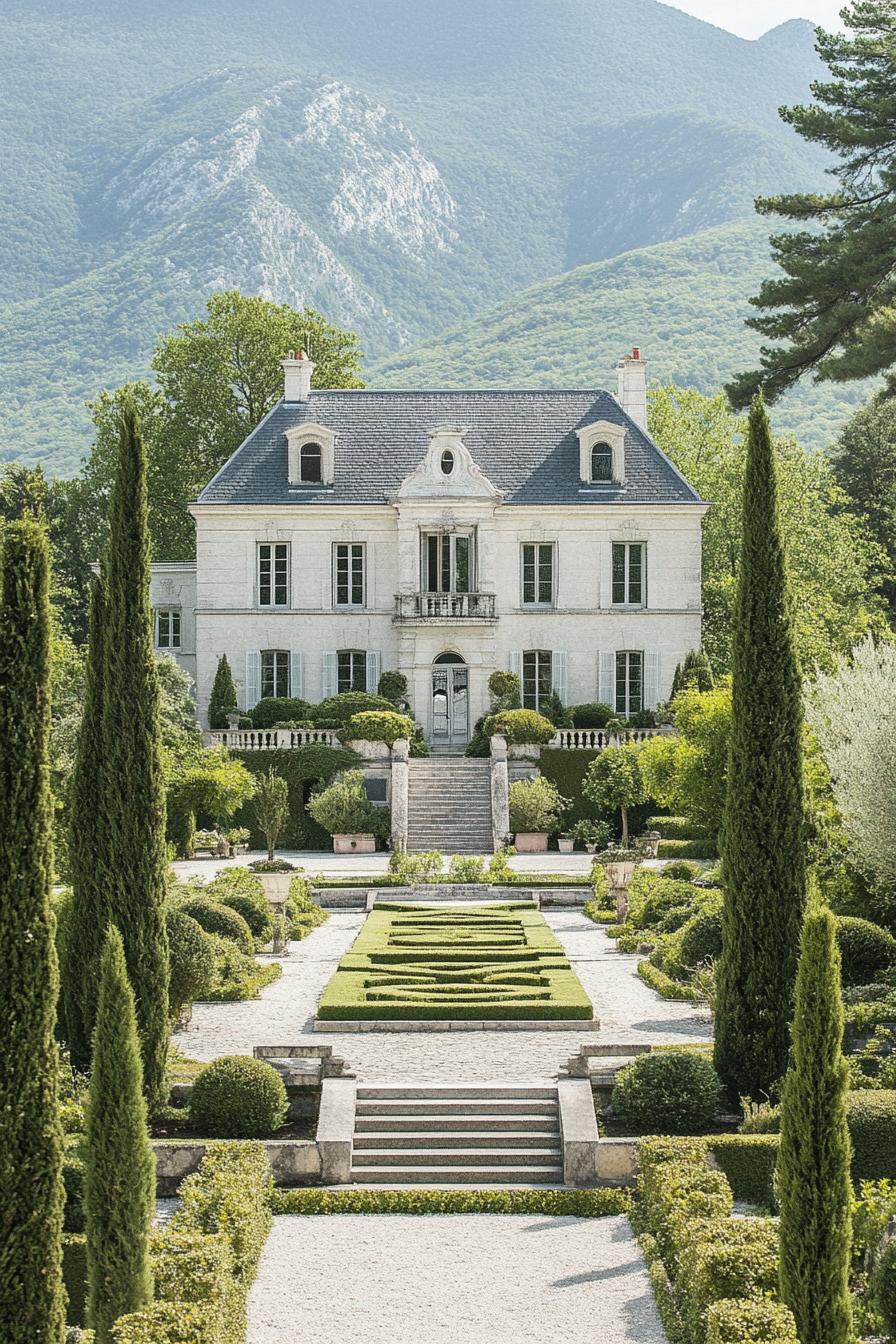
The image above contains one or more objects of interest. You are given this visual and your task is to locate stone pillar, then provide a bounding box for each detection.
[391,737,410,853]
[490,734,510,852]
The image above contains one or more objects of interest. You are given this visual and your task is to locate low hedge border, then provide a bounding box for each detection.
[583,900,617,924]
[271,1187,631,1216]
[202,961,281,1003]
[638,960,700,1002]
[658,839,717,860]
[705,1136,779,1208]
[111,1143,273,1344]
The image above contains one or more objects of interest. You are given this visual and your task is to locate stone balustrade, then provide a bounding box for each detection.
[394,591,497,621]
[549,727,660,751]
[207,726,338,751]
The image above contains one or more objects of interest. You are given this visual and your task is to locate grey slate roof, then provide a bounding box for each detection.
[197,390,702,506]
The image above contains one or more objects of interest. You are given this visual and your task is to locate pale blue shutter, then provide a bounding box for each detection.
[509,650,522,680]
[599,651,615,709]
[644,651,660,709]
[552,650,568,705]
[290,650,304,701]
[245,650,261,710]
[322,651,338,700]
[366,650,382,695]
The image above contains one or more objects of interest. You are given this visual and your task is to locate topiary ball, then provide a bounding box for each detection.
[166,907,215,1016]
[675,900,723,971]
[612,1050,721,1135]
[836,916,896,985]
[179,897,254,954]
[217,892,272,942]
[189,1055,288,1138]
[663,860,701,882]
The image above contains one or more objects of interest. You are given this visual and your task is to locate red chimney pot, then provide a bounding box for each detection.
[632,346,641,360]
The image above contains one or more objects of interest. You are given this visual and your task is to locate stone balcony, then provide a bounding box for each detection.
[207,727,338,751]
[393,591,497,622]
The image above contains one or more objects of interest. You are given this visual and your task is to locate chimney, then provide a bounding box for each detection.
[281,349,314,403]
[615,346,647,432]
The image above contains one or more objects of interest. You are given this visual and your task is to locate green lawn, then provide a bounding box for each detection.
[316,903,593,1021]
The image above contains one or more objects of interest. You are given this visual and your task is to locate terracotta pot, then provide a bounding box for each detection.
[514,832,549,853]
[333,833,376,854]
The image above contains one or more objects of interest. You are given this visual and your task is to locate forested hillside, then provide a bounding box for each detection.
[1,0,834,470]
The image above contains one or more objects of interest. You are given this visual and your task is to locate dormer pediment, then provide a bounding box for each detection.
[285,422,336,486]
[577,419,626,486]
[394,426,503,502]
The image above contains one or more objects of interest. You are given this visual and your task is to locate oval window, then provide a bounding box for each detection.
[440,450,454,476]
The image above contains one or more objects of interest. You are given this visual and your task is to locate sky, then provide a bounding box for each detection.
[665,0,844,39]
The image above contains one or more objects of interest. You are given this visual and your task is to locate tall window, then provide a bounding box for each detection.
[521,543,554,606]
[611,542,645,606]
[261,649,290,699]
[615,651,643,716]
[423,532,472,593]
[591,442,613,482]
[258,543,289,607]
[155,607,181,649]
[522,650,553,711]
[334,544,366,607]
[300,442,323,483]
[338,650,367,693]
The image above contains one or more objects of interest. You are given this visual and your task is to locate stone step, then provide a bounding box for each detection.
[353,1131,559,1150]
[356,1084,557,1100]
[354,1114,560,1133]
[354,1146,562,1167]
[349,1164,564,1185]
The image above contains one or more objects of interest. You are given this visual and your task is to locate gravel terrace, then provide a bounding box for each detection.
[177,911,710,1081]
[246,1213,667,1344]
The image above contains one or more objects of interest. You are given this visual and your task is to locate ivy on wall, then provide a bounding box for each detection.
[233,746,358,850]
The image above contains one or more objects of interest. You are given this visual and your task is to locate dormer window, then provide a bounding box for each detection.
[591,442,613,482]
[441,449,455,476]
[300,442,323,483]
[286,423,336,486]
[577,421,626,487]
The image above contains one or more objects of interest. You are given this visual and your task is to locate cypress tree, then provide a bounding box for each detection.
[102,398,169,1107]
[714,394,807,1099]
[84,925,154,1343]
[208,652,238,728]
[778,899,853,1344]
[62,574,109,1070]
[0,521,66,1342]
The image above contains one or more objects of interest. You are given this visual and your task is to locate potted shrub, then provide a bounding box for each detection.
[508,776,568,852]
[248,856,298,904]
[225,826,251,856]
[571,818,613,854]
[307,769,389,854]
[340,710,415,759]
[482,708,556,758]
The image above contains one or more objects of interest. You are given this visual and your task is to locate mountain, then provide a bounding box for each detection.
[0,1,839,472]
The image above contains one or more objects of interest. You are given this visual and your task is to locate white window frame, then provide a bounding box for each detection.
[260,649,291,700]
[421,530,475,594]
[337,649,368,694]
[577,421,626,485]
[333,543,366,608]
[615,650,644,716]
[611,541,646,607]
[155,606,181,649]
[522,649,553,712]
[258,542,290,609]
[520,542,555,607]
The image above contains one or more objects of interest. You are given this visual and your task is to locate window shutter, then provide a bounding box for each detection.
[290,650,304,701]
[552,650,568,705]
[509,650,522,683]
[322,651,338,700]
[365,544,374,608]
[644,651,660,709]
[366,650,382,695]
[245,650,261,710]
[598,650,615,708]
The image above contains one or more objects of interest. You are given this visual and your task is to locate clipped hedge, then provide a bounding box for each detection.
[271,1187,630,1216]
[249,697,314,730]
[112,1144,272,1344]
[646,815,708,841]
[167,908,215,1018]
[677,1219,780,1343]
[705,1298,798,1343]
[706,1135,780,1208]
[613,1050,721,1135]
[836,916,896,985]
[638,960,700,1001]
[341,710,414,745]
[178,898,254,955]
[189,1057,287,1139]
[847,1090,896,1180]
[483,708,556,746]
[658,838,718,860]
[312,692,396,727]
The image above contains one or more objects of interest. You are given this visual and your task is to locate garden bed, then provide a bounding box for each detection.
[316,903,593,1021]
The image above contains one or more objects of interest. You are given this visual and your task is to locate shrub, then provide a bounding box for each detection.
[272,1187,630,1216]
[341,710,414,745]
[633,876,698,929]
[658,837,717,859]
[706,1135,779,1207]
[674,899,723,973]
[663,859,701,881]
[251,768,289,861]
[216,893,272,944]
[249,697,313,729]
[647,815,706,840]
[613,1050,721,1134]
[571,702,613,728]
[377,670,408,705]
[487,670,521,705]
[307,769,389,839]
[63,1151,86,1233]
[285,876,327,940]
[482,708,556,745]
[178,899,254,955]
[188,1057,287,1138]
[312,692,395,727]
[538,690,573,727]
[583,742,647,845]
[508,776,567,833]
[208,655,239,730]
[835,916,896,984]
[448,855,486,882]
[705,1299,798,1343]
[205,868,265,901]
[847,1091,896,1180]
[388,850,444,883]
[872,1235,896,1337]
[677,1220,781,1343]
[166,909,215,1017]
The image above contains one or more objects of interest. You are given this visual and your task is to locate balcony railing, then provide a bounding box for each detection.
[208,727,338,752]
[394,592,497,621]
[550,727,660,750]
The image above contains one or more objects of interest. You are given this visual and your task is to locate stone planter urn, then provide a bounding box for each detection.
[636,831,662,859]
[514,832,549,853]
[557,837,575,854]
[225,712,242,729]
[601,856,639,924]
[258,871,293,908]
[333,833,376,854]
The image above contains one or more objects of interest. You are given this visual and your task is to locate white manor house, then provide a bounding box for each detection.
[151,348,706,749]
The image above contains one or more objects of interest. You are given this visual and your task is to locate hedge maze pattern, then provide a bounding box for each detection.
[317,904,593,1020]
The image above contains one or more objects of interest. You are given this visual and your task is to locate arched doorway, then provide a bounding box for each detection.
[431,652,469,747]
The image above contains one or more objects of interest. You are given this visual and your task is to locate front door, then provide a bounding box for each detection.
[431,663,469,746]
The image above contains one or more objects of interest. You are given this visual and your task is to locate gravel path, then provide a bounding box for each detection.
[246,1214,667,1344]
[176,911,710,1081]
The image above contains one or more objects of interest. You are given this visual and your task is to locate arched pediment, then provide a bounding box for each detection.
[286,422,336,486]
[394,426,502,502]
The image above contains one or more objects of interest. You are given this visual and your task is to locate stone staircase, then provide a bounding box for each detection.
[350,1083,564,1185]
[406,758,495,854]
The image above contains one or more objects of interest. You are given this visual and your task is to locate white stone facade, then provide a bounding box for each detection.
[150,358,706,744]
